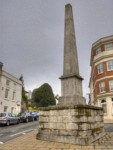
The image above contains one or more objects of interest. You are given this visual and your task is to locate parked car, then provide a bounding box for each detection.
[18,112,34,123]
[30,112,39,121]
[0,112,20,126]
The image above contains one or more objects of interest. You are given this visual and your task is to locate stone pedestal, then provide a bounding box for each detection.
[59,75,85,105]
[37,105,105,145]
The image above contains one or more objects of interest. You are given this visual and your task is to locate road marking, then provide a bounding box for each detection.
[0,141,4,144]
[10,129,33,137]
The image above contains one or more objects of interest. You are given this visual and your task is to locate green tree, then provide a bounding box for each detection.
[19,75,28,106]
[32,83,56,107]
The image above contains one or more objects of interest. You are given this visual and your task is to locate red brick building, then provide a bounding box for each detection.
[89,35,113,121]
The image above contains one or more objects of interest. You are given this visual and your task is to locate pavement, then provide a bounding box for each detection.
[0,130,113,150]
[104,119,113,124]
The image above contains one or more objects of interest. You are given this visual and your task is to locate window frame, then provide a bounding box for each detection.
[13,83,16,91]
[12,91,16,100]
[6,79,10,86]
[97,63,103,74]
[104,43,113,51]
[99,82,106,93]
[101,99,107,115]
[96,47,101,55]
[107,60,113,71]
[4,106,8,112]
[109,80,113,91]
[5,88,9,99]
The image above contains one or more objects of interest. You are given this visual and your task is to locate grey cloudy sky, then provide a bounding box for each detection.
[0,0,113,101]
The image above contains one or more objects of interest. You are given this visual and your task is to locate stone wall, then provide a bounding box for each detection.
[37,105,105,145]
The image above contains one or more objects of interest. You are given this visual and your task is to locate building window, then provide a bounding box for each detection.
[13,83,16,91]
[107,60,113,71]
[96,47,101,55]
[109,80,113,91]
[12,91,15,100]
[6,79,10,86]
[97,63,103,74]
[4,106,8,112]
[101,99,107,114]
[99,82,105,93]
[5,89,9,99]
[104,43,113,51]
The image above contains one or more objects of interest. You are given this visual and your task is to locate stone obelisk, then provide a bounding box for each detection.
[37,4,105,145]
[59,4,85,105]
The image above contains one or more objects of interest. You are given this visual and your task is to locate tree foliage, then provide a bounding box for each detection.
[19,75,28,106]
[32,83,56,107]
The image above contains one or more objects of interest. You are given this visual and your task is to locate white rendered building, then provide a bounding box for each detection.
[0,63,22,115]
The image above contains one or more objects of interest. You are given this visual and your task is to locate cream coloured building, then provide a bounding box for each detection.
[89,35,113,122]
[0,62,22,115]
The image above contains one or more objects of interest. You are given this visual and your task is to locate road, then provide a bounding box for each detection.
[0,121,113,144]
[0,121,38,144]
[104,123,113,132]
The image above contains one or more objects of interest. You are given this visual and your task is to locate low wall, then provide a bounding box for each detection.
[37,105,105,145]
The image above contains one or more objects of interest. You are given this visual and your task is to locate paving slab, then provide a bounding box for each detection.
[0,131,113,150]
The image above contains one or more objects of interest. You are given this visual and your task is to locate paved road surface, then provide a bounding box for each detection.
[104,123,113,132]
[0,121,38,144]
[0,121,113,144]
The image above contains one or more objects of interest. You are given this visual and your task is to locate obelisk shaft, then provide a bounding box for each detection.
[63,4,79,76]
[59,4,85,105]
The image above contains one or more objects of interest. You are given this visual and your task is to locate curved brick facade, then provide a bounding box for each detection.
[89,35,113,121]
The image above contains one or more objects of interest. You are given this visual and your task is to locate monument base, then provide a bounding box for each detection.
[58,95,86,105]
[37,105,105,145]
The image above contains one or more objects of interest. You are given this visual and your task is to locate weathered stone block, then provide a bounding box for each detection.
[43,123,49,128]
[69,109,78,115]
[70,111,78,115]
[88,116,95,122]
[63,116,79,123]
[60,129,77,136]
[79,116,88,122]
[95,116,101,122]
[39,123,44,129]
[50,129,59,135]
[49,123,57,129]
[59,110,68,116]
[49,110,58,116]
[49,116,57,122]
[39,116,48,122]
[94,122,100,128]
[39,111,49,116]
[79,123,91,130]
[57,123,65,129]
[38,129,50,134]
[78,108,91,116]
[90,123,95,129]
[79,130,92,137]
[62,116,69,123]
[94,110,98,115]
[57,116,63,122]
[66,123,78,130]
[91,110,94,116]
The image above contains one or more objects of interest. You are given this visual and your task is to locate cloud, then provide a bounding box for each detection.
[0,0,113,103]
